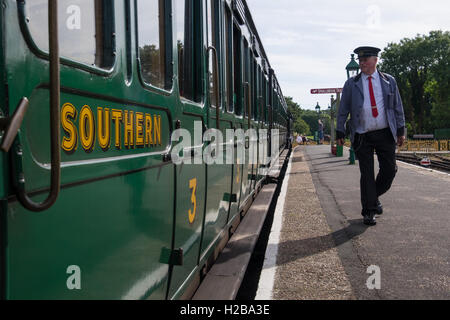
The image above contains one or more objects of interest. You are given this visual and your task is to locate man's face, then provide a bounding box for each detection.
[359,56,378,75]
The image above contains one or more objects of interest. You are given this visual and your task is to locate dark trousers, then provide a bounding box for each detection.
[354,128,397,213]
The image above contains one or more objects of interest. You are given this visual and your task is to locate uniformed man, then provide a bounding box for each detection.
[336,46,406,226]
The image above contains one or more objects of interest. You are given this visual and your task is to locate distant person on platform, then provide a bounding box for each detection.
[336,46,406,226]
[296,135,302,145]
[318,120,324,144]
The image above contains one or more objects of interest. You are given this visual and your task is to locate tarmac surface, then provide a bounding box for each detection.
[257,144,450,300]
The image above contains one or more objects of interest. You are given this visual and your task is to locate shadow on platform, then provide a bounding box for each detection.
[274,219,369,266]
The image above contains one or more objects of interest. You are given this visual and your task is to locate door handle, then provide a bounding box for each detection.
[11,0,61,212]
[0,98,29,152]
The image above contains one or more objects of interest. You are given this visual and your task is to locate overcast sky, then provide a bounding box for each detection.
[246,0,450,110]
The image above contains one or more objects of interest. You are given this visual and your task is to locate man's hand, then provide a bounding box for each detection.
[337,138,345,146]
[397,136,406,147]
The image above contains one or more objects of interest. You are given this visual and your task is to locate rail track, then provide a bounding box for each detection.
[396,153,450,173]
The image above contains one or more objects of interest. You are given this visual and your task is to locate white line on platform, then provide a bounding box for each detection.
[255,148,294,300]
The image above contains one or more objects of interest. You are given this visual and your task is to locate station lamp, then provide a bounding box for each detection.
[346,54,360,79]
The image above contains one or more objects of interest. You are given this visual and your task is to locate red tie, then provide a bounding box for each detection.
[368,76,378,118]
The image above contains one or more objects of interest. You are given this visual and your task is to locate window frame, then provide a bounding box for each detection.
[243,37,250,119]
[17,0,117,76]
[251,55,257,120]
[232,20,243,117]
[135,0,174,94]
[204,0,221,109]
[223,2,234,113]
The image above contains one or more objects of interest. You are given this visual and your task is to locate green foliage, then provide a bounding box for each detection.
[285,96,333,135]
[379,30,450,134]
[139,44,164,88]
[294,117,310,135]
[285,96,302,120]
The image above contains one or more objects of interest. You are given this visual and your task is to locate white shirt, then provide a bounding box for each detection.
[357,70,389,134]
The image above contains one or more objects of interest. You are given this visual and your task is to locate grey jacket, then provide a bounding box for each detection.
[336,71,406,143]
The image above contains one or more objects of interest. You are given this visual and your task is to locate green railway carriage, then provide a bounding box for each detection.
[0,0,290,299]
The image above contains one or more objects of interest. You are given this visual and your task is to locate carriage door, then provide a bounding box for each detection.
[3,0,176,299]
[168,0,207,299]
[239,38,252,206]
[228,20,243,224]
[200,0,232,260]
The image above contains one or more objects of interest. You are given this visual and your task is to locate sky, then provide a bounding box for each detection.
[246,0,450,110]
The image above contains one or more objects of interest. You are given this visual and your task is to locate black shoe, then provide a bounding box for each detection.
[363,211,377,226]
[376,200,383,215]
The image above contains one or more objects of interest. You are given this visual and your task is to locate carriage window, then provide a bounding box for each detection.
[176,1,204,102]
[243,39,249,118]
[206,0,219,107]
[258,66,262,121]
[24,0,115,69]
[233,24,242,116]
[176,0,187,98]
[176,0,188,99]
[252,57,257,120]
[137,0,172,90]
[263,78,268,123]
[224,6,233,112]
[257,67,261,121]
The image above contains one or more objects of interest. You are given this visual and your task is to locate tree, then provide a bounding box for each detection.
[139,44,164,88]
[299,109,321,135]
[294,117,310,135]
[379,30,450,134]
[285,96,302,121]
[285,96,332,136]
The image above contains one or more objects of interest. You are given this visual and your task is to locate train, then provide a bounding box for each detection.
[0,0,292,299]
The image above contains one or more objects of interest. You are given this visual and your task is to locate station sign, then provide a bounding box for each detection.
[310,88,343,94]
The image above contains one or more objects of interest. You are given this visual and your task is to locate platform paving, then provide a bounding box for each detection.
[258,145,450,300]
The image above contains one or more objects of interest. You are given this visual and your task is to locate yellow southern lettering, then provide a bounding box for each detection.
[61,103,78,153]
[61,104,164,155]
[97,107,111,151]
[79,105,95,152]
[145,113,153,146]
[154,115,162,146]
[111,109,123,149]
[124,110,134,148]
[135,112,145,147]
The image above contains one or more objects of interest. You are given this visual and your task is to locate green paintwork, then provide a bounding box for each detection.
[3,0,175,299]
[0,2,6,201]
[169,113,206,299]
[200,116,232,259]
[0,0,289,300]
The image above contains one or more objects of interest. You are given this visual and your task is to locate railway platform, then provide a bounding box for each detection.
[256,144,450,300]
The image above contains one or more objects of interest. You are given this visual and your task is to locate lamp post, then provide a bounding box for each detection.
[315,102,321,144]
[345,54,360,164]
[330,96,335,154]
